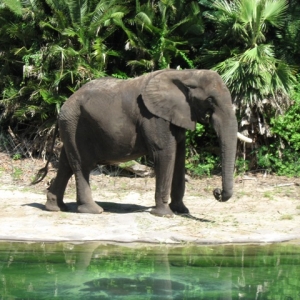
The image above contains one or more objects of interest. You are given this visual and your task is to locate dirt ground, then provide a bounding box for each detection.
[0,152,300,244]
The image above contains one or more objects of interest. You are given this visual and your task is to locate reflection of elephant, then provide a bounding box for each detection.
[34,69,237,217]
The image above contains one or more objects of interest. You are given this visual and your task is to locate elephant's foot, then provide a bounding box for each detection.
[45,199,68,212]
[150,205,174,217]
[77,202,103,214]
[169,202,189,214]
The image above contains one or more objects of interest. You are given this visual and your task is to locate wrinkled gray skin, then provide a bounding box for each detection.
[46,69,237,216]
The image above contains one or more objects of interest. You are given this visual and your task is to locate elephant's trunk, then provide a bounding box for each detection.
[211,109,238,202]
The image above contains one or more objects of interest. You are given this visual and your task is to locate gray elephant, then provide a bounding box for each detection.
[33,69,237,217]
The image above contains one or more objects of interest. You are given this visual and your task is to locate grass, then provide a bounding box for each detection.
[58,212,70,219]
[235,190,252,199]
[263,191,275,200]
[11,167,23,181]
[91,184,98,191]
[281,189,294,197]
[280,214,294,220]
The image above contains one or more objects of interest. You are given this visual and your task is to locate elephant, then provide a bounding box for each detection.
[33,69,238,217]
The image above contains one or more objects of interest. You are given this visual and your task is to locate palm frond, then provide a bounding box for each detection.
[65,0,88,26]
[264,0,288,28]
[135,11,152,27]
[239,0,255,24]
[213,0,234,15]
[1,0,22,15]
[127,59,155,70]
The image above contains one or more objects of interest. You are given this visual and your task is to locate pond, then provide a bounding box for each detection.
[0,241,300,299]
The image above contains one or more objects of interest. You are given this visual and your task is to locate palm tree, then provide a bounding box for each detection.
[201,0,295,113]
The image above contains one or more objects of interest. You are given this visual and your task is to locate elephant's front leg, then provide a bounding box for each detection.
[169,139,189,214]
[151,149,176,217]
[75,168,103,214]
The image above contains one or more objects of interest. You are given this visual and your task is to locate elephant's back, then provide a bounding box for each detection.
[59,75,148,125]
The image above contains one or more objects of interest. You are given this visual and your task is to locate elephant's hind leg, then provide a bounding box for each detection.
[75,168,103,214]
[46,147,72,212]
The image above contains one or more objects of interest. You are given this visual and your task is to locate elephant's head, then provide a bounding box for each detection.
[142,69,237,202]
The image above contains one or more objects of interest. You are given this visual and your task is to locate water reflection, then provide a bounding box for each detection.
[0,242,300,299]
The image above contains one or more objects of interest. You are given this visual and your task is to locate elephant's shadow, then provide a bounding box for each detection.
[23,201,150,214]
[97,201,152,214]
[23,202,212,222]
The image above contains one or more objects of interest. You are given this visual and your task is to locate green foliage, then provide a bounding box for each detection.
[11,167,23,180]
[1,0,22,15]
[257,80,300,176]
[112,71,129,79]
[256,146,273,172]
[276,0,300,66]
[178,51,195,69]
[185,123,205,147]
[271,82,300,151]
[235,158,249,174]
[126,0,203,71]
[12,153,22,160]
[185,124,220,177]
[186,151,219,177]
[256,145,300,176]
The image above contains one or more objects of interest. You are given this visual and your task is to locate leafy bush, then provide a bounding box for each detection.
[185,124,220,177]
[186,151,220,177]
[261,77,300,176]
[271,86,300,151]
[256,145,300,176]
[235,157,250,174]
[185,123,205,148]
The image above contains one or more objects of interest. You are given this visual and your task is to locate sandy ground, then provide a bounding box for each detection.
[0,152,300,244]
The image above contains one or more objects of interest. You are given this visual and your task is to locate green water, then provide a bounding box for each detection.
[0,242,300,299]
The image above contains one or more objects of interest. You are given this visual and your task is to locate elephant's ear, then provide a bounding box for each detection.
[141,70,196,130]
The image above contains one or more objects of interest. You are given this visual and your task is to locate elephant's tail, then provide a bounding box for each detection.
[31,122,59,185]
